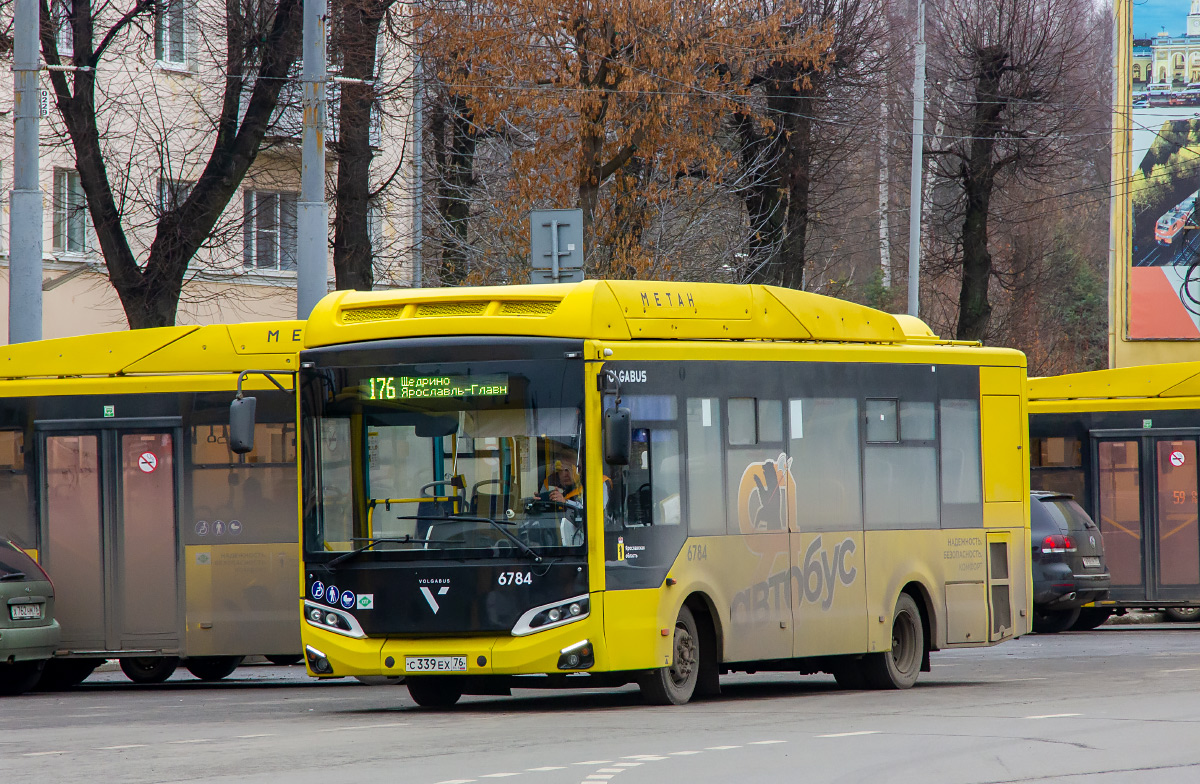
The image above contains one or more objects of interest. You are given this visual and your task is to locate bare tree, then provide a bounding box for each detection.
[925,0,1100,340]
[39,0,303,328]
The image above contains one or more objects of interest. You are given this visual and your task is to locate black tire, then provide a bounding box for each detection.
[35,658,103,691]
[406,676,464,708]
[831,660,867,690]
[638,605,700,705]
[1069,608,1114,631]
[1165,606,1200,623]
[1032,606,1082,634]
[862,593,924,690]
[185,656,244,682]
[0,661,45,696]
[265,654,303,666]
[120,656,179,684]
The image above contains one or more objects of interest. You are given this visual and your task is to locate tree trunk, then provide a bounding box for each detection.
[331,0,389,292]
[954,45,1008,341]
[41,0,304,328]
[432,93,475,284]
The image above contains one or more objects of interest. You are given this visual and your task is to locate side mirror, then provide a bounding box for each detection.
[230,396,257,454]
[603,407,632,465]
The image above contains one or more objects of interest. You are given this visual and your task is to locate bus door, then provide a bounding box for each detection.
[39,422,182,653]
[1094,433,1200,601]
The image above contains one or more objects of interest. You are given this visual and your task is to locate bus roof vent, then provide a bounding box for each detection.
[342,305,405,323]
[499,300,559,317]
[415,302,488,318]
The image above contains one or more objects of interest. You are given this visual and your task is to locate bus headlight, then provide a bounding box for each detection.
[303,601,367,639]
[557,639,594,670]
[511,595,590,636]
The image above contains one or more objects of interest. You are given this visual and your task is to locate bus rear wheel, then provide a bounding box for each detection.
[638,605,700,705]
[185,656,244,682]
[862,593,923,690]
[406,676,464,708]
[120,656,179,684]
[0,661,45,696]
[35,658,103,691]
[1165,606,1200,623]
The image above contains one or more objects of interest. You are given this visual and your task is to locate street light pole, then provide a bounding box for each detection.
[906,0,926,318]
[297,0,329,319]
[9,0,43,343]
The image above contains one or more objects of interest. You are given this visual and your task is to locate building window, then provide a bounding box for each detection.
[156,0,189,66]
[52,0,72,55]
[243,190,298,271]
[53,168,89,254]
[157,178,193,216]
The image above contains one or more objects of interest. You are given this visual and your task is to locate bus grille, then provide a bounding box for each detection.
[342,305,404,323]
[339,299,560,324]
[415,302,488,317]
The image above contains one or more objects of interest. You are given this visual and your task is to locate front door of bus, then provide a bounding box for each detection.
[1095,436,1200,602]
[40,428,181,653]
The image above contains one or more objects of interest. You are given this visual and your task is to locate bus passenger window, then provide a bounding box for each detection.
[900,401,936,441]
[621,429,681,526]
[686,398,725,534]
[728,398,757,445]
[757,400,784,443]
[940,400,983,527]
[790,398,862,532]
[866,399,899,442]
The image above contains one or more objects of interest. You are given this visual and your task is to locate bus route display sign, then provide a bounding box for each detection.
[362,374,509,401]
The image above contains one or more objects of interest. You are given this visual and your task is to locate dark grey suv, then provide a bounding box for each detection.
[0,538,61,695]
[1030,491,1111,633]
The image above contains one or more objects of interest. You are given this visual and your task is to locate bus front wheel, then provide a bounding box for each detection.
[406,676,464,708]
[862,593,923,690]
[185,656,244,682]
[120,656,179,684]
[638,605,700,705]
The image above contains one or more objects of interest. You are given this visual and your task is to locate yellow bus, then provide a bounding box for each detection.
[1029,363,1200,627]
[267,281,1030,706]
[0,322,302,687]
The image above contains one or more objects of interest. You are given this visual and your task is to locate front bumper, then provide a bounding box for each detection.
[0,619,61,662]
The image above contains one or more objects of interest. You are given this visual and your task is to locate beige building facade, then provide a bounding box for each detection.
[0,0,414,341]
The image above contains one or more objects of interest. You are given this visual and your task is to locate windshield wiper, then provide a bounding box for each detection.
[324,536,460,569]
[0,572,26,581]
[397,515,543,564]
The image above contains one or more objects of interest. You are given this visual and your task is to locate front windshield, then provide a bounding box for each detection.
[302,359,586,559]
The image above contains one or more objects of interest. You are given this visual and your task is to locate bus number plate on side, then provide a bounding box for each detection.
[405,656,467,673]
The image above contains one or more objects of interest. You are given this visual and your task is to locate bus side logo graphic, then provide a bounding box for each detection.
[737,453,794,534]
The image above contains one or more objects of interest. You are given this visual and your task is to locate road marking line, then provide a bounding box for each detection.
[585,776,614,781]
[748,740,787,745]
[612,763,643,767]
[573,761,612,765]
[999,677,1047,682]
[705,746,741,750]
[23,751,67,757]
[1162,667,1200,673]
[237,734,276,739]
[526,767,566,772]
[622,755,667,761]
[596,770,625,774]
[1024,713,1082,719]
[480,774,521,779]
[669,751,701,755]
[434,780,475,784]
[818,731,879,738]
[320,722,409,732]
[97,744,147,750]
[168,739,212,744]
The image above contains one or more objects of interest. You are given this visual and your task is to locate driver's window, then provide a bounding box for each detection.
[615,396,682,527]
[366,425,432,537]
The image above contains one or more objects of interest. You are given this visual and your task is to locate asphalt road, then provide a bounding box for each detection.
[4,625,1200,784]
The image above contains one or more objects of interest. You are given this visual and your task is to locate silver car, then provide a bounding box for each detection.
[0,538,60,695]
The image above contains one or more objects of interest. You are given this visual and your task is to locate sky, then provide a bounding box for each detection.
[1136,0,1195,38]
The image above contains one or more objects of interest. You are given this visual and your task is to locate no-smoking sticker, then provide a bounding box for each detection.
[1171,450,1186,467]
[138,452,158,473]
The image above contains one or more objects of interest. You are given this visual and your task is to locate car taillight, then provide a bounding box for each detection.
[1041,534,1076,554]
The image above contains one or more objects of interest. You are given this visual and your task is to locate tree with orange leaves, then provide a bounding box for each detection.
[417,0,831,282]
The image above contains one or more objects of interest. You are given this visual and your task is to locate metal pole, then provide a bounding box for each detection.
[550,220,560,282]
[297,0,329,319]
[411,58,423,288]
[906,0,926,318]
[9,0,43,343]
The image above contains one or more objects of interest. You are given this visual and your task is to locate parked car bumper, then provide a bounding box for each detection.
[0,619,61,662]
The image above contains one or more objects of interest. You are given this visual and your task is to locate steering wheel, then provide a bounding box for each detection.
[524,498,573,515]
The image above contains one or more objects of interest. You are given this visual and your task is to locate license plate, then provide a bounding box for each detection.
[1082,556,1101,568]
[405,655,467,673]
[9,604,42,620]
